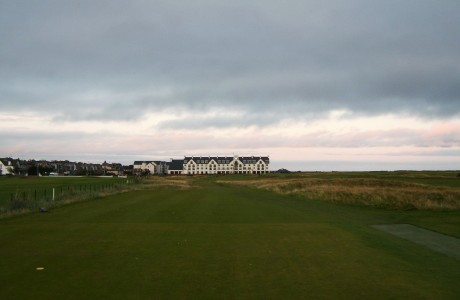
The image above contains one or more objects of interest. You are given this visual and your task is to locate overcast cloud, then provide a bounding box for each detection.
[1,0,460,169]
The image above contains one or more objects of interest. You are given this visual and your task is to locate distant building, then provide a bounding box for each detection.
[134,155,269,176]
[133,161,169,175]
[168,159,185,175]
[183,155,269,175]
[0,158,133,176]
[102,161,125,176]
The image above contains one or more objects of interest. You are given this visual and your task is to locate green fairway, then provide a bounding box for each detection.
[1,177,460,299]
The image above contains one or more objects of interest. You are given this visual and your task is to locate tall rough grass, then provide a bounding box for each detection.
[219,178,460,210]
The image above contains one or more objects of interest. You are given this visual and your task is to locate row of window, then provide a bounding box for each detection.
[185,159,267,165]
[188,166,268,170]
[186,170,269,174]
[189,162,264,166]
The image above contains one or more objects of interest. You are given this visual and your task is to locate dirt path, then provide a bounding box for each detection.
[372,224,460,261]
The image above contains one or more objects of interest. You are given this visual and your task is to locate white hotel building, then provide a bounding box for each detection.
[134,155,270,175]
[182,155,270,175]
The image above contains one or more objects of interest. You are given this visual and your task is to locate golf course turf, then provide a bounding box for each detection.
[1,176,460,299]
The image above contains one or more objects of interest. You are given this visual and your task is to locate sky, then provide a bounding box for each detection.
[1,0,460,171]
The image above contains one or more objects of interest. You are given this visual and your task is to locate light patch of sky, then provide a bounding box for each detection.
[309,110,434,132]
[2,110,457,141]
[2,109,460,171]
[172,144,460,163]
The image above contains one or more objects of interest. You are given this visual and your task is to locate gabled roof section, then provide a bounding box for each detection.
[0,158,13,166]
[238,156,270,164]
[183,156,269,164]
[133,160,152,165]
[184,156,236,164]
[134,160,168,165]
[134,160,166,166]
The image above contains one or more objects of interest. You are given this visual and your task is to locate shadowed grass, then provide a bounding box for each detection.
[1,173,460,299]
[1,179,459,299]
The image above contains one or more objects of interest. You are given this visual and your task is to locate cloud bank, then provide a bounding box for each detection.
[1,1,460,169]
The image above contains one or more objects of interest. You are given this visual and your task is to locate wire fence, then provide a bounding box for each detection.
[1,179,137,215]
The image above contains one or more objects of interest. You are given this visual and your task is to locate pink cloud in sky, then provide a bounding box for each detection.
[426,122,460,136]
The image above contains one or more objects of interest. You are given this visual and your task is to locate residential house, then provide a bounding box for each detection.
[102,162,124,176]
[133,161,168,175]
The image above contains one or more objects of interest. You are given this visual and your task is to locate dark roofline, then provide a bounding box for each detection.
[168,159,184,171]
[183,156,269,164]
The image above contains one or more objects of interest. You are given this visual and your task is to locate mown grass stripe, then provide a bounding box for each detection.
[372,224,460,260]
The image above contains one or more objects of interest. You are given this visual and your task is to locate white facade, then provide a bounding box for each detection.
[182,155,269,175]
[133,161,168,175]
[135,155,269,175]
